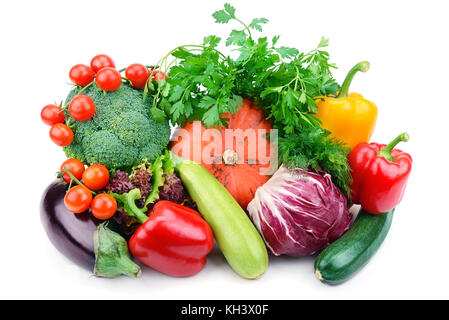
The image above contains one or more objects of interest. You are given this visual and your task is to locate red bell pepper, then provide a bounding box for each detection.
[129,200,214,277]
[348,132,412,214]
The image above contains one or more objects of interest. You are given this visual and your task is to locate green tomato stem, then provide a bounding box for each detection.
[62,167,96,195]
[378,133,409,161]
[76,81,94,96]
[338,61,370,98]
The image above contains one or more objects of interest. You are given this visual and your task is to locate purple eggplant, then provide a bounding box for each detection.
[40,180,100,270]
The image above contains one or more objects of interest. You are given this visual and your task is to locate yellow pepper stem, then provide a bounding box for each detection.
[338,61,370,98]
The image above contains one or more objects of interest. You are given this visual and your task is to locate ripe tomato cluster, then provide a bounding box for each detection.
[60,159,117,220]
[41,54,168,148]
[41,55,168,219]
[70,54,119,91]
[40,54,116,147]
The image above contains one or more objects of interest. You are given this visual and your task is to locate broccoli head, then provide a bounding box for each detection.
[63,83,171,170]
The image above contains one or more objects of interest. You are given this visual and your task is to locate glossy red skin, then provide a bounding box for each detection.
[64,185,92,214]
[60,158,85,183]
[69,64,95,87]
[91,194,117,220]
[125,64,149,89]
[69,95,96,121]
[150,70,168,81]
[129,201,214,277]
[349,142,412,214]
[49,123,73,146]
[95,67,122,91]
[41,104,65,126]
[90,54,115,73]
[82,164,109,191]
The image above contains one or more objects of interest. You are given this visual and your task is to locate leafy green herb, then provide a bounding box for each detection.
[278,127,352,197]
[150,3,338,130]
[259,40,340,134]
[147,3,351,194]
[150,40,240,128]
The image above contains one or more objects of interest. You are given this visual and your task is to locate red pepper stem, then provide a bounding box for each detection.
[134,212,148,224]
[338,61,370,98]
[378,132,410,161]
[110,189,148,224]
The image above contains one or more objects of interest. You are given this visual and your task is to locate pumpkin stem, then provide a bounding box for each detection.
[223,149,238,165]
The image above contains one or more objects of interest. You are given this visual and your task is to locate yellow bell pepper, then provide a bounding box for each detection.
[315,61,377,149]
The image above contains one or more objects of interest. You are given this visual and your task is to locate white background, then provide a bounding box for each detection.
[0,0,448,300]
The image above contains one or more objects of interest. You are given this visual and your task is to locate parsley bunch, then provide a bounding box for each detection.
[151,3,339,130]
[149,3,351,195]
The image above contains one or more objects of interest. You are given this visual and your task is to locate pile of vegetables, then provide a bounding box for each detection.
[39,3,412,284]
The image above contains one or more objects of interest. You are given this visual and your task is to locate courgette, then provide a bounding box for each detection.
[315,208,394,284]
[171,153,268,279]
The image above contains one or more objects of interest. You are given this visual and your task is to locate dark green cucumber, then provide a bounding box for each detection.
[315,208,394,284]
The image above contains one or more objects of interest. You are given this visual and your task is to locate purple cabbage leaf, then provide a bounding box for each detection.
[247,165,351,256]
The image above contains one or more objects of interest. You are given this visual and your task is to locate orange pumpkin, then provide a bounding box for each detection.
[170,99,275,209]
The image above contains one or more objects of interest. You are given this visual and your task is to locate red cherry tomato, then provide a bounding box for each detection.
[82,164,110,191]
[95,67,122,91]
[68,95,96,121]
[69,64,95,87]
[60,158,85,183]
[150,70,168,81]
[49,123,73,146]
[125,64,149,89]
[90,54,115,73]
[41,104,65,126]
[64,185,92,213]
[91,194,117,220]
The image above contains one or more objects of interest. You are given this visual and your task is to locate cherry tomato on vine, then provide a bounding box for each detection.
[82,164,110,191]
[64,185,92,213]
[68,95,96,121]
[91,194,117,220]
[49,123,73,147]
[125,63,149,89]
[60,158,85,183]
[90,54,115,73]
[95,67,122,91]
[150,70,168,81]
[41,104,65,126]
[69,64,95,87]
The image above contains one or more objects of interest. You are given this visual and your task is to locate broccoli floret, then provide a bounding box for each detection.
[83,131,138,169]
[63,83,170,170]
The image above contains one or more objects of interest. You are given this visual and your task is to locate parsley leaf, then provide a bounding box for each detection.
[226,30,247,46]
[249,18,269,32]
[213,3,236,23]
[275,46,299,59]
[224,3,236,17]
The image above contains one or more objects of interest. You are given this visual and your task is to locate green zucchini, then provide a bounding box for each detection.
[315,208,394,284]
[172,154,268,279]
